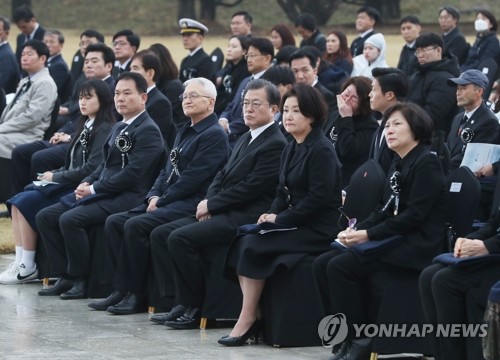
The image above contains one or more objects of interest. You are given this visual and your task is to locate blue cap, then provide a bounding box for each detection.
[447,69,489,90]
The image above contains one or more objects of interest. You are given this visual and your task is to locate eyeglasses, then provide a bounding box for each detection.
[342,88,360,103]
[179,92,212,101]
[242,101,270,110]
[415,47,437,57]
[338,207,357,230]
[245,53,264,60]
[112,41,129,47]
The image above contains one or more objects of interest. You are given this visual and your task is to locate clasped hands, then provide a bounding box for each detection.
[49,132,71,144]
[257,213,277,224]
[453,238,488,258]
[336,228,369,247]
[74,182,91,200]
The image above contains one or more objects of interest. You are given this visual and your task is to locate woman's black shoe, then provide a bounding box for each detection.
[217,320,260,347]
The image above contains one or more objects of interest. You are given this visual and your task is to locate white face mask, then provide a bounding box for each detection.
[475,18,489,32]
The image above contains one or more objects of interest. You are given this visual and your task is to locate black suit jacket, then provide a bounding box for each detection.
[397,45,418,77]
[271,127,343,237]
[314,81,337,114]
[16,25,45,64]
[179,48,215,83]
[82,111,165,213]
[52,121,114,184]
[447,102,500,170]
[0,43,20,94]
[146,86,176,150]
[359,144,447,270]
[442,27,470,66]
[350,30,375,57]
[206,122,287,224]
[48,53,71,103]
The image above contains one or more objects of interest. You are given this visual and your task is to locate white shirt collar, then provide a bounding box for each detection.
[189,46,202,56]
[147,85,156,93]
[464,105,481,119]
[123,110,145,125]
[249,121,274,142]
[359,29,374,38]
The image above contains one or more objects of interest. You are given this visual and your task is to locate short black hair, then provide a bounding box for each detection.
[12,5,35,23]
[288,48,317,68]
[372,67,408,100]
[294,13,317,32]
[281,84,328,128]
[248,37,274,58]
[113,29,140,50]
[439,5,460,21]
[382,102,434,145]
[275,45,298,65]
[0,16,11,31]
[415,32,443,50]
[400,15,421,26]
[357,6,380,25]
[81,29,105,43]
[261,65,296,87]
[85,43,115,65]
[131,50,161,82]
[243,78,281,107]
[232,10,253,24]
[23,39,49,61]
[116,71,148,94]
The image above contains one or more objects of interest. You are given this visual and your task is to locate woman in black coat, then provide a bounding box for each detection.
[0,79,115,284]
[214,35,250,115]
[219,84,343,346]
[313,102,447,360]
[325,76,378,188]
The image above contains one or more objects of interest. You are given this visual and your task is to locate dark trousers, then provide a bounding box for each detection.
[36,201,111,277]
[11,141,68,194]
[312,249,404,338]
[105,210,174,294]
[150,215,236,308]
[419,263,500,360]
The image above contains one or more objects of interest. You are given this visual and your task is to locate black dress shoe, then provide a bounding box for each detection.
[339,339,372,360]
[217,320,261,346]
[150,304,188,324]
[60,277,87,300]
[38,277,74,296]
[164,307,200,329]
[88,289,125,311]
[106,292,145,315]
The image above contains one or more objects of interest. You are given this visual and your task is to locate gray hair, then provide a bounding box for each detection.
[0,16,10,31]
[44,28,65,44]
[184,77,217,99]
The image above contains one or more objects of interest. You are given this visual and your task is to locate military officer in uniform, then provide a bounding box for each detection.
[178,18,215,83]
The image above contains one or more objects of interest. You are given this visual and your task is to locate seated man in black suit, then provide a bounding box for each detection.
[43,29,71,103]
[88,77,230,314]
[129,50,176,150]
[69,29,105,86]
[148,79,287,329]
[446,69,499,170]
[36,72,166,300]
[112,29,139,76]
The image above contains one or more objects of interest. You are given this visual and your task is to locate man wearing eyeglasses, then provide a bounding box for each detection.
[219,37,274,147]
[88,77,229,314]
[111,29,140,76]
[178,18,215,83]
[407,32,460,135]
[147,79,287,329]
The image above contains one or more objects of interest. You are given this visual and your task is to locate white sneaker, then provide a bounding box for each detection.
[17,263,38,282]
[0,262,21,284]
[0,261,19,282]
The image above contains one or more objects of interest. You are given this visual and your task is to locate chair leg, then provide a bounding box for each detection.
[42,278,50,289]
[200,317,207,330]
[370,352,378,360]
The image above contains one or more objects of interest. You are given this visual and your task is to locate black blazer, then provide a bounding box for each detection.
[314,81,337,114]
[359,144,447,270]
[52,121,114,184]
[15,25,45,64]
[397,45,418,77]
[206,122,287,224]
[270,127,343,237]
[82,111,166,213]
[442,27,470,65]
[447,102,500,170]
[0,43,20,94]
[369,125,397,176]
[48,53,71,103]
[350,30,375,57]
[179,48,215,83]
[144,113,229,212]
[215,59,250,115]
[146,86,176,150]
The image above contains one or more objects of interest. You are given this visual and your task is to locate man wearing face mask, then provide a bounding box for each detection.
[461,9,500,72]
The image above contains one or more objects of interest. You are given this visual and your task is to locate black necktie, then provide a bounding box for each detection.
[108,122,127,146]
[458,115,468,136]
[10,78,31,108]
